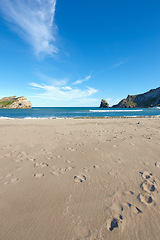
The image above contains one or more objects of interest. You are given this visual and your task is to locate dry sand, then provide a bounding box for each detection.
[0,117,160,240]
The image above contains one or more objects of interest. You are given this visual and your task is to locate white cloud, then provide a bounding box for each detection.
[36,72,68,86]
[72,75,91,85]
[62,86,72,90]
[29,81,97,101]
[0,0,57,56]
[111,59,128,69]
[29,74,98,106]
[112,60,124,68]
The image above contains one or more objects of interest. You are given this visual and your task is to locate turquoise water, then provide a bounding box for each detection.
[0,107,160,119]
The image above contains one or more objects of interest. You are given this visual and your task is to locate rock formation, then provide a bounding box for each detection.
[112,87,160,108]
[99,99,109,108]
[0,96,32,109]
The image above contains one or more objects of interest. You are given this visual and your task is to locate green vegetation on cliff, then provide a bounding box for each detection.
[0,96,32,109]
[112,87,160,108]
[0,100,15,108]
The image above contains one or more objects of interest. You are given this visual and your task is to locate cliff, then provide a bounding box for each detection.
[112,87,160,108]
[0,96,32,109]
[99,99,109,108]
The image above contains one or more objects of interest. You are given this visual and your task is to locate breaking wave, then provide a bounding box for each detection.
[89,109,143,113]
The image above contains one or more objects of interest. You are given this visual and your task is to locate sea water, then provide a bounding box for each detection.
[0,107,160,119]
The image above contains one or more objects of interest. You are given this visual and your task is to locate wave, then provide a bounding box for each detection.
[0,116,56,120]
[24,117,48,119]
[89,109,143,113]
[24,117,56,119]
[0,117,13,119]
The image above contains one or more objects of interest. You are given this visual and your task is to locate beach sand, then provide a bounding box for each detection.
[0,118,160,240]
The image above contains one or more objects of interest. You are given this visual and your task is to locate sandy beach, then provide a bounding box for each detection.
[0,117,160,240]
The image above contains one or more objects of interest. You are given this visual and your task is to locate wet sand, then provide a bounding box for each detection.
[0,118,160,240]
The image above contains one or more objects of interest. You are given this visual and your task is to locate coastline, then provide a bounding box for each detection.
[0,117,160,239]
[0,115,160,120]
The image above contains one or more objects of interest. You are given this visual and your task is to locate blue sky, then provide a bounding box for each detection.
[0,0,160,107]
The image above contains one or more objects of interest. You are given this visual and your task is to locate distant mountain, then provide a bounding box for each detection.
[0,96,32,109]
[112,87,160,108]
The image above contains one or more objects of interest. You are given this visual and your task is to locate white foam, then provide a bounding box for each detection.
[0,117,14,119]
[24,117,46,119]
[89,109,143,113]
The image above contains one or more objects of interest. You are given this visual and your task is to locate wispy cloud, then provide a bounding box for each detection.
[111,58,128,69]
[112,60,124,68]
[72,75,91,85]
[36,72,68,86]
[30,78,97,102]
[0,0,57,56]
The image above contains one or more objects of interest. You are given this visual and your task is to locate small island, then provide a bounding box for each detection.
[0,96,32,109]
[99,99,109,108]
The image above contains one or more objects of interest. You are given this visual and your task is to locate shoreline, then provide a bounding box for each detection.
[0,115,160,120]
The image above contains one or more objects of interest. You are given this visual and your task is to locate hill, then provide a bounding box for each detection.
[0,96,32,109]
[112,87,160,108]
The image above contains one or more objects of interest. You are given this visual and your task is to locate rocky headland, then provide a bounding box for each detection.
[0,96,32,109]
[100,87,160,108]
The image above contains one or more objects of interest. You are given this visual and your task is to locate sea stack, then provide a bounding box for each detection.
[0,96,32,109]
[99,99,109,108]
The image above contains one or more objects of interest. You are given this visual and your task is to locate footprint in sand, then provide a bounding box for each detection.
[33,173,44,178]
[50,169,61,176]
[34,163,39,168]
[74,175,86,183]
[129,191,135,195]
[61,167,73,172]
[65,147,77,152]
[140,171,153,181]
[126,202,143,214]
[4,174,19,185]
[34,162,49,168]
[16,151,28,161]
[138,193,153,205]
[50,166,73,176]
[114,159,122,164]
[138,171,158,206]
[64,160,73,164]
[141,180,156,193]
[56,155,62,158]
[82,165,100,172]
[10,178,19,183]
[106,215,123,232]
[93,165,100,169]
[5,173,13,178]
[39,162,49,167]
[27,157,36,162]
[155,162,160,168]
[82,167,90,172]
[75,143,84,146]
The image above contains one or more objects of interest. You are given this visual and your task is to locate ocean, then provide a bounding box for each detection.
[0,107,160,119]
